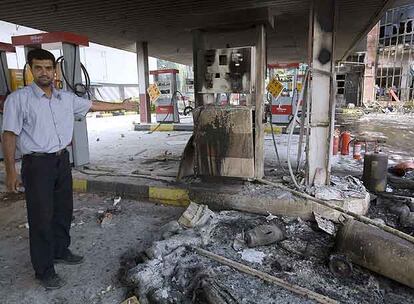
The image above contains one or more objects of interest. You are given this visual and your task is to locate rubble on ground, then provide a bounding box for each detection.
[121,203,414,304]
[97,196,122,228]
[307,175,366,201]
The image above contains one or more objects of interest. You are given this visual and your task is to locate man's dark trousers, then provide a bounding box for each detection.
[21,150,73,279]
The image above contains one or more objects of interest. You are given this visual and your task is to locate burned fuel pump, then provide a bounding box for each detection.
[177,25,266,180]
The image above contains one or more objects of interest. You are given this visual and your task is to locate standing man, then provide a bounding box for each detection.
[2,49,137,289]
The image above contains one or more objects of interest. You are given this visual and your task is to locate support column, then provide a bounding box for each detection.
[254,24,266,178]
[192,30,212,107]
[136,41,151,123]
[307,0,336,186]
[119,85,125,100]
[362,23,379,106]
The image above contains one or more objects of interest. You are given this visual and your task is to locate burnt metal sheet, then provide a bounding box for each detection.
[193,105,255,178]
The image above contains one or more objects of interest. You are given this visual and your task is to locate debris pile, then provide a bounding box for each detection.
[121,203,414,304]
[97,197,122,228]
[370,193,414,233]
[388,161,414,193]
[362,159,414,232]
[307,176,366,201]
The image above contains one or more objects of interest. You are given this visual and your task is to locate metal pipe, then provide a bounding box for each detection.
[287,69,309,189]
[335,219,414,288]
[296,75,307,173]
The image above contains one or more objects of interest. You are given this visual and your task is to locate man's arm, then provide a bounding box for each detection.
[2,131,20,192]
[89,99,137,112]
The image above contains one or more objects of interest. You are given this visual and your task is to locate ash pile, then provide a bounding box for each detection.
[120,203,414,304]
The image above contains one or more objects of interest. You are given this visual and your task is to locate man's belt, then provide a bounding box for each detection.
[29,148,67,157]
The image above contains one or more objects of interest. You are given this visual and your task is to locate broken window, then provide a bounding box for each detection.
[376,5,414,102]
[406,20,413,34]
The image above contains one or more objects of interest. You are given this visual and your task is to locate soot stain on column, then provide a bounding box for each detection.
[318,48,331,65]
[198,109,231,175]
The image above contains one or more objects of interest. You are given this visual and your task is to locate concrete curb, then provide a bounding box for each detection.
[134,123,193,132]
[133,123,300,134]
[72,176,369,222]
[96,111,139,118]
[72,177,190,207]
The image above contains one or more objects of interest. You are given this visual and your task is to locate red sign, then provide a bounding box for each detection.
[150,69,179,75]
[0,42,15,53]
[12,32,89,47]
[268,63,300,69]
[156,105,174,114]
[271,105,292,115]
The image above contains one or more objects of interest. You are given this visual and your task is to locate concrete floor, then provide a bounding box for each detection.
[0,192,184,304]
[85,114,192,177]
[83,112,414,179]
[344,113,414,164]
[1,112,414,303]
[83,113,303,178]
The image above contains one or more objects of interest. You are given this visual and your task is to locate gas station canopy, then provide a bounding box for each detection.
[0,0,410,64]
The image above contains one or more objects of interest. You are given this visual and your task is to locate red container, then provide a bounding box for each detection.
[340,131,351,155]
[333,135,339,155]
[353,142,362,160]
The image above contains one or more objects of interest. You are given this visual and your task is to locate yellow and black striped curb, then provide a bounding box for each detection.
[73,178,190,207]
[95,111,139,118]
[72,177,370,220]
[133,123,297,134]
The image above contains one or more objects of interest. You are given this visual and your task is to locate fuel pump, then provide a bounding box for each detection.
[178,26,266,180]
[12,32,91,167]
[191,46,258,178]
[267,63,304,124]
[0,42,14,109]
[0,42,16,159]
[150,69,180,123]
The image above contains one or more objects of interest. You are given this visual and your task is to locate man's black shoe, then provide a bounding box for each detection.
[54,251,84,265]
[38,273,66,290]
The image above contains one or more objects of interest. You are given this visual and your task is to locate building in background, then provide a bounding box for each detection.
[375,4,414,103]
[337,3,414,107]
[336,52,366,107]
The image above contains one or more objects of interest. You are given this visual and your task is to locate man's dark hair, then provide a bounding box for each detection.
[27,48,56,68]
